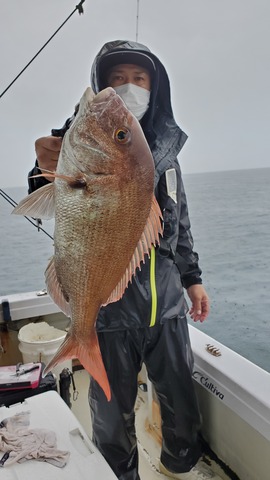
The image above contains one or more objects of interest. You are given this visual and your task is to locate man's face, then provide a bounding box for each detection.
[106,64,151,91]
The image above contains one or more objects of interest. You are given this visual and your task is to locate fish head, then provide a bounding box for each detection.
[61,86,154,188]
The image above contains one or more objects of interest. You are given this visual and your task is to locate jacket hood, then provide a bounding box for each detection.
[91,40,188,184]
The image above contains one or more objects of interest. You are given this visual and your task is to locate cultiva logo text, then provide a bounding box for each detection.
[193,371,225,400]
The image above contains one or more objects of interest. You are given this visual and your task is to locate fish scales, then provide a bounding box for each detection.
[12,86,163,400]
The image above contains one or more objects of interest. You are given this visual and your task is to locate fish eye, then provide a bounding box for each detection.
[114,127,130,144]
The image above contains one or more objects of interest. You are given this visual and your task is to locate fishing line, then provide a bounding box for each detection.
[136,0,140,42]
[0,0,85,99]
[0,189,54,241]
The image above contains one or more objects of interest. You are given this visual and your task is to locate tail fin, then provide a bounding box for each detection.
[43,331,111,401]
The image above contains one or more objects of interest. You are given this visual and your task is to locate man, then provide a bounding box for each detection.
[28,40,220,480]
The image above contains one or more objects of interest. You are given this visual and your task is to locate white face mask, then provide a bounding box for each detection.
[114,83,150,121]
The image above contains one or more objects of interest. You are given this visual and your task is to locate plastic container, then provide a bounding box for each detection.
[18,322,72,378]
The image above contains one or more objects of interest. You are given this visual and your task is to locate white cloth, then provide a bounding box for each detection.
[0,411,70,468]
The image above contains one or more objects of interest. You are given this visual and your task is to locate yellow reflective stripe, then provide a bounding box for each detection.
[149,246,157,326]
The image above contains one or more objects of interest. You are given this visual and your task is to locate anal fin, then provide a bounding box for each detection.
[45,257,71,318]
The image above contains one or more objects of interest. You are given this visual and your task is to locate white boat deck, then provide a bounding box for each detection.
[1,292,270,479]
[71,368,231,480]
[0,390,118,480]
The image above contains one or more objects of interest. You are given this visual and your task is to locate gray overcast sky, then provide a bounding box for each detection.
[1,0,270,188]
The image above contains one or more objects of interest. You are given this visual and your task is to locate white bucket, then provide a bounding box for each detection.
[18,322,72,379]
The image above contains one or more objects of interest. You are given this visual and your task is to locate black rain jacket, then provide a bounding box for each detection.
[28,40,202,331]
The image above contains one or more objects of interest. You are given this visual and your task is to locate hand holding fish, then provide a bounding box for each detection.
[187,284,210,323]
[35,136,62,181]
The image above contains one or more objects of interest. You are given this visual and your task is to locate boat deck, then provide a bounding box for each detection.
[71,369,234,480]
[1,297,269,479]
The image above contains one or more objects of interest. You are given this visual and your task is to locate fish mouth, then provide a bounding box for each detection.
[92,87,126,118]
[65,86,130,176]
[94,87,117,103]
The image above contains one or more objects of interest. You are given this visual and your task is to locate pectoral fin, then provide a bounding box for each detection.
[12,183,55,219]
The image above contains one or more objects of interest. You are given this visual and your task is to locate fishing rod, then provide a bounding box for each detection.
[0,2,86,239]
[1,0,139,241]
[0,0,85,100]
[0,189,54,241]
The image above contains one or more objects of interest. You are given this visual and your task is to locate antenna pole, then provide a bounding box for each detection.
[136,0,140,42]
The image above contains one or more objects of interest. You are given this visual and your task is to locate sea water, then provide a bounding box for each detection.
[0,168,269,372]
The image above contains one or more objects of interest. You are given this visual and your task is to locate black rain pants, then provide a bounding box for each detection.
[89,317,202,480]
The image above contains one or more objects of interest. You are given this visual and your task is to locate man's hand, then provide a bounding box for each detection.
[35,136,62,181]
[187,284,210,323]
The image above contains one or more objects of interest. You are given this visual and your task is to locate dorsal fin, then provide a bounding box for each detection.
[45,257,71,318]
[103,195,163,306]
[12,183,55,219]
